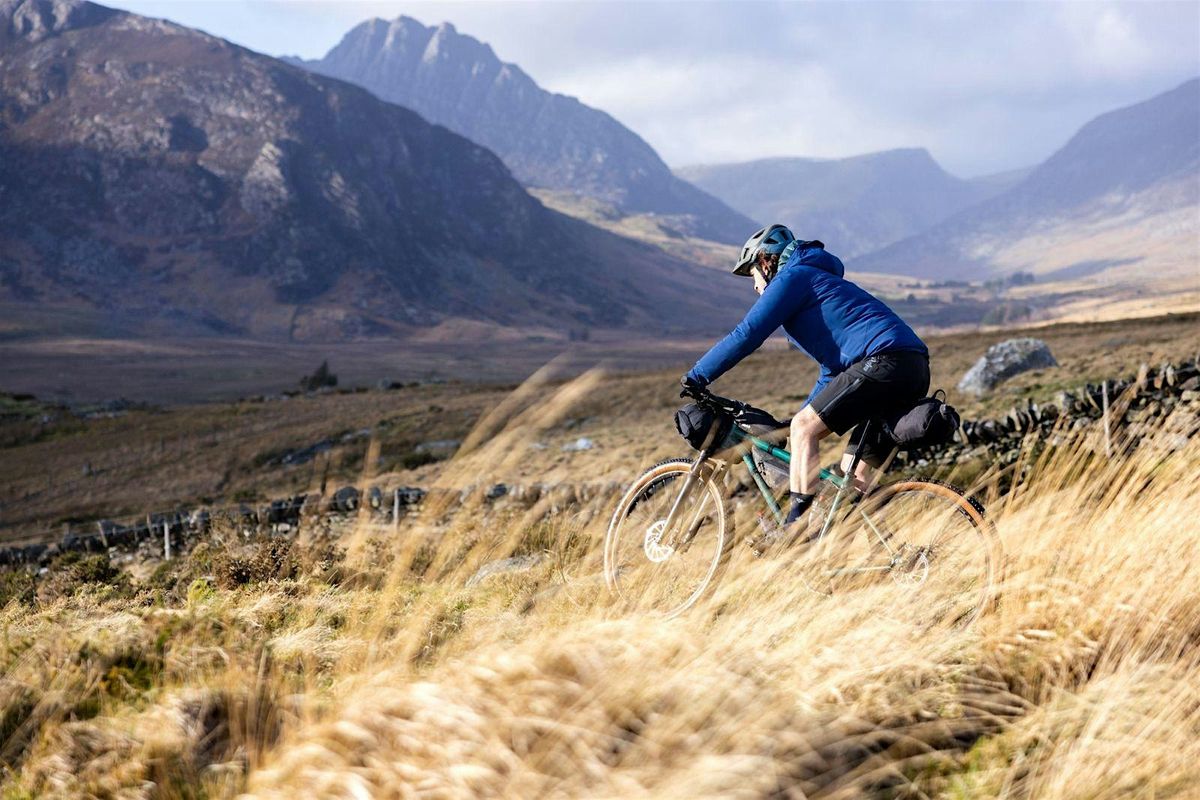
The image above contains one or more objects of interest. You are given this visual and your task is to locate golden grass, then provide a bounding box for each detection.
[1,364,1198,798]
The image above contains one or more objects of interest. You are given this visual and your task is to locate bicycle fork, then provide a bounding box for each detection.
[659,451,715,551]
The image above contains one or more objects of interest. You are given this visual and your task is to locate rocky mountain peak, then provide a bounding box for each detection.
[0,0,118,43]
[295,15,754,244]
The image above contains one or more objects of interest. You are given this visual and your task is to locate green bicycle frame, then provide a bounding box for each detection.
[662,417,900,574]
[724,425,877,554]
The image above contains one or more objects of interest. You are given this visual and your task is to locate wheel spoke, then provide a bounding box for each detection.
[604,462,728,617]
[836,482,996,626]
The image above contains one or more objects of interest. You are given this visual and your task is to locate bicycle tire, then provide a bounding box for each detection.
[603,458,732,618]
[847,479,1001,627]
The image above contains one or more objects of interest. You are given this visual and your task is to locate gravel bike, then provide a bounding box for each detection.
[603,386,1000,624]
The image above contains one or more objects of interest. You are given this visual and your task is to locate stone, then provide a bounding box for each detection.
[465,554,544,587]
[562,437,595,451]
[415,439,461,454]
[191,509,213,532]
[958,338,1059,396]
[394,487,427,505]
[486,483,508,500]
[332,486,360,513]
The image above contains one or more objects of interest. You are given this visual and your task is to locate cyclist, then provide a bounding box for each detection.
[681,224,929,533]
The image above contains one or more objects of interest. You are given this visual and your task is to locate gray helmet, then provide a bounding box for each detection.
[732,224,795,276]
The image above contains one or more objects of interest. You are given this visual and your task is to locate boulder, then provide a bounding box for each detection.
[367,486,384,510]
[466,554,544,587]
[958,338,1058,396]
[332,486,360,513]
[394,487,427,506]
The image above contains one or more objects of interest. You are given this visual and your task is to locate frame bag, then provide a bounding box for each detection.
[884,390,960,449]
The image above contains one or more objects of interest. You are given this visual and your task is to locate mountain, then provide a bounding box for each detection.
[853,79,1200,282]
[676,149,1007,258]
[0,0,742,342]
[966,165,1034,196]
[285,16,756,245]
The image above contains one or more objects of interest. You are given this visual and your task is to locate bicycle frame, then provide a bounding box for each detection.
[677,419,903,576]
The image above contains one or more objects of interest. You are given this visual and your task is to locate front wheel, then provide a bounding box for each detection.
[604,458,732,618]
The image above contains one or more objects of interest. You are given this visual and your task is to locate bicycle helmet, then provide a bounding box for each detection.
[732,224,795,276]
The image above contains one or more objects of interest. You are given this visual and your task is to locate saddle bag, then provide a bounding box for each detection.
[884,390,961,449]
[674,403,733,452]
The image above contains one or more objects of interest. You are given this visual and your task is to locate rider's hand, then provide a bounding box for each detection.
[679,374,707,398]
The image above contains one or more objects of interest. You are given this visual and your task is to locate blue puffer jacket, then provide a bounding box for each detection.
[687,245,928,403]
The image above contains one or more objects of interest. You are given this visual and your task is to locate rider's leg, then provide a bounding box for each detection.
[841,422,880,493]
[839,451,874,492]
[788,407,831,523]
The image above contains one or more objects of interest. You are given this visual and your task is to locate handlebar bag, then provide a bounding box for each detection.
[674,403,733,452]
[883,390,961,449]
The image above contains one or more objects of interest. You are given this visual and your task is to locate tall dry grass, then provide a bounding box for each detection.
[2,369,1198,798]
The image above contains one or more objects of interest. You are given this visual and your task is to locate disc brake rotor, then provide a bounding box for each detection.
[891,544,931,587]
[643,520,674,563]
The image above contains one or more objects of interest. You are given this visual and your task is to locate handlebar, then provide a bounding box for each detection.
[680,384,747,415]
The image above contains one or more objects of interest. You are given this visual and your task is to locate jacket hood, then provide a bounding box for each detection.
[786,244,845,278]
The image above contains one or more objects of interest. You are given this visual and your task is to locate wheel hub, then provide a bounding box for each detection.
[643,520,674,563]
[890,544,931,587]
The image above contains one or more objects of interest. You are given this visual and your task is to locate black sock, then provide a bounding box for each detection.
[785,492,815,525]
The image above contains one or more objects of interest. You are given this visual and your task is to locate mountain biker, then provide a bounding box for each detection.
[680,224,929,532]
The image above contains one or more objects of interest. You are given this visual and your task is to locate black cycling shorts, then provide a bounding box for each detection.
[809,350,931,466]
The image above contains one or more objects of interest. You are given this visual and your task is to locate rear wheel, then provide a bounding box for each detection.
[833,480,1000,627]
[604,459,732,618]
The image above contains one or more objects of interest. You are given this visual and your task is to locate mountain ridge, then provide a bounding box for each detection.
[852,77,1200,280]
[676,148,1008,258]
[286,15,757,245]
[0,0,743,342]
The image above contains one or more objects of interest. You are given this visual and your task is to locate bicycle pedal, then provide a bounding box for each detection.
[746,514,783,557]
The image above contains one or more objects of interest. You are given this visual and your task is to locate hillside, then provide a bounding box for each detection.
[677,148,1005,258]
[853,79,1200,285]
[4,310,1197,540]
[0,312,1198,797]
[0,0,742,342]
[286,16,756,244]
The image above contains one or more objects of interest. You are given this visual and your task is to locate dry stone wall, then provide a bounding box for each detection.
[0,478,627,569]
[2,358,1197,570]
[903,357,1200,471]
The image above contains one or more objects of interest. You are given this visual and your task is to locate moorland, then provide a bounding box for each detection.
[0,311,1197,797]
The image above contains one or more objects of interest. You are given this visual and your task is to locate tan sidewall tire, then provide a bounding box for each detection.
[603,459,732,617]
[864,480,1002,626]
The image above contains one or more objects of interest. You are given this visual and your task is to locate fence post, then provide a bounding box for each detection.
[393,488,400,533]
[163,519,171,560]
[96,520,108,549]
[1101,380,1112,459]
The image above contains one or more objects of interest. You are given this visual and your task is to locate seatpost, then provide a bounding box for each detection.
[816,419,874,545]
[844,419,870,480]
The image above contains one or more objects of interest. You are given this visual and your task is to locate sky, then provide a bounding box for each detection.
[105,1,1200,178]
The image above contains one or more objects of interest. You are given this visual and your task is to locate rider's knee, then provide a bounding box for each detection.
[790,406,823,439]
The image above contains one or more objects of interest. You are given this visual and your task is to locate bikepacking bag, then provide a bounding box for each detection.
[674,403,733,452]
[883,390,961,449]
